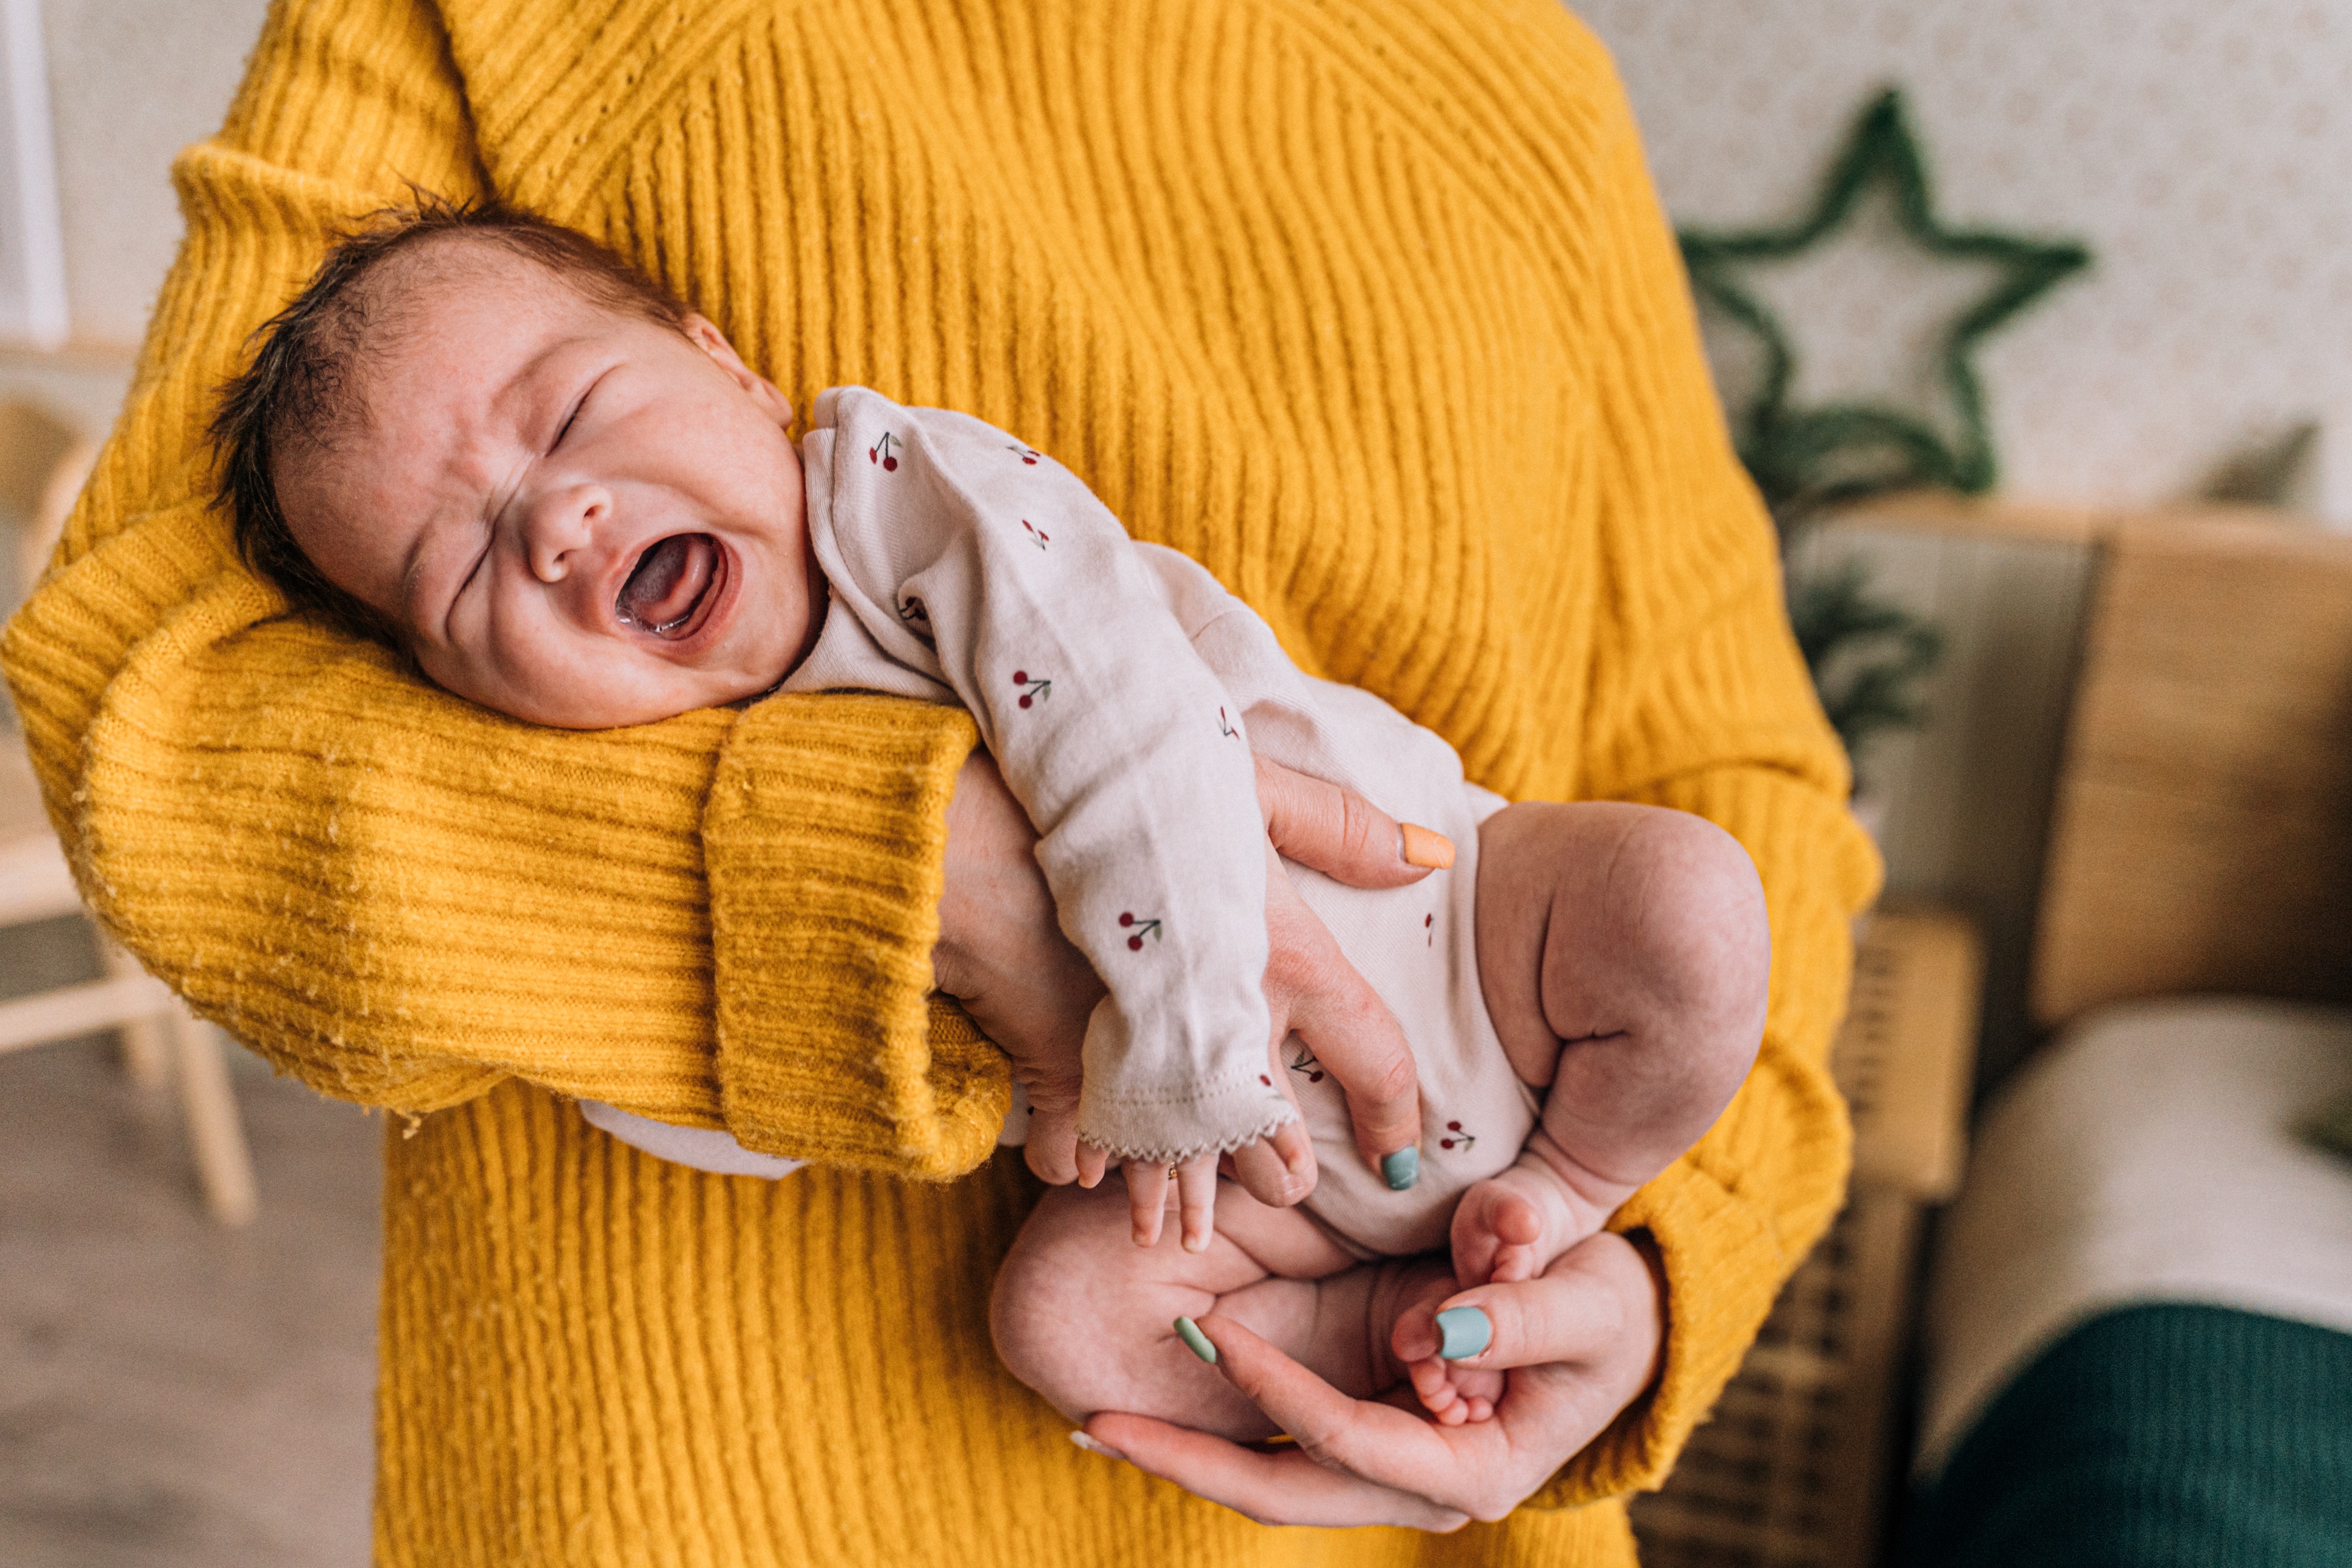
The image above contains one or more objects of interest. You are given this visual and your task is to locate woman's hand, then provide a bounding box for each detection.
[1081,1231,1665,1529]
[931,750,1434,1225]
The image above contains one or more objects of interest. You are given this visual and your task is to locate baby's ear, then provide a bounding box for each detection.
[683,313,794,427]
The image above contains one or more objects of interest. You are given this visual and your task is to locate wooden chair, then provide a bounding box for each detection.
[0,399,256,1224]
[2032,514,2352,1028]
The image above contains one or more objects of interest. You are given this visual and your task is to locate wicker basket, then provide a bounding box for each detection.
[1630,907,1983,1568]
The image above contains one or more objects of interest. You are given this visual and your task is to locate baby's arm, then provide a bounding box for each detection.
[795,389,1299,1246]
[1413,799,1769,1423]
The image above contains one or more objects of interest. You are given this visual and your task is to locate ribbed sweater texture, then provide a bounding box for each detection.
[1905,1305,2352,1567]
[0,1,1881,1562]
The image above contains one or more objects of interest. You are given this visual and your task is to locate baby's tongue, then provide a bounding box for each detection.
[617,534,716,634]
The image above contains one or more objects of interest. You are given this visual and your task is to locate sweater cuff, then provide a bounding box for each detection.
[1534,1128,1849,1506]
[706,692,1010,1179]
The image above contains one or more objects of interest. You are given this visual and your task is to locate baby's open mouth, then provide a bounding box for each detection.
[617,534,720,638]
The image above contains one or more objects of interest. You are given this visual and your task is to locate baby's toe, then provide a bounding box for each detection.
[1407,1356,1459,1417]
[1488,1242,1539,1284]
[1449,1364,1507,1422]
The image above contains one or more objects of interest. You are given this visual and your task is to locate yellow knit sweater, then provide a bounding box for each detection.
[2,0,1880,1561]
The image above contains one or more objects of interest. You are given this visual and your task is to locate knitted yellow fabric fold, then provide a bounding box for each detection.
[1,0,1881,1560]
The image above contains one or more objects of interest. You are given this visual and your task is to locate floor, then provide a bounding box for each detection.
[0,915,380,1568]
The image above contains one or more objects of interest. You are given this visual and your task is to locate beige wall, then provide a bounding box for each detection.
[1576,0,2352,523]
[42,0,266,349]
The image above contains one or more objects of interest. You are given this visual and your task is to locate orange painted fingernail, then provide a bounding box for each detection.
[1400,823,1455,870]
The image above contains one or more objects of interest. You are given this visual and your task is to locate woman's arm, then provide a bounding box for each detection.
[1,0,999,1174]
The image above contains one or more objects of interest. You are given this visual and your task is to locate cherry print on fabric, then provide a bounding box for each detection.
[1438,1119,1476,1153]
[1020,519,1050,550]
[1010,670,1052,709]
[1425,912,1435,947]
[1287,1042,1325,1084]
[868,431,901,470]
[1218,707,1238,739]
[1117,911,1162,951]
[1007,443,1041,465]
[897,596,930,625]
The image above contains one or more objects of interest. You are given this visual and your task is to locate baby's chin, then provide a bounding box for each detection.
[510,671,784,730]
[431,653,781,731]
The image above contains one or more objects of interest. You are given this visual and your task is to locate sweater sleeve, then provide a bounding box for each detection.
[0,0,1006,1180]
[1516,36,1885,1505]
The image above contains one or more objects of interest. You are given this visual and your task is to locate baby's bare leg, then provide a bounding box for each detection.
[991,1179,1446,1441]
[1475,799,1768,1213]
[1413,801,1768,1422]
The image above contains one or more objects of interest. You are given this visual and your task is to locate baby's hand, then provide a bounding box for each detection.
[1097,1148,1218,1251]
[1073,1119,1314,1252]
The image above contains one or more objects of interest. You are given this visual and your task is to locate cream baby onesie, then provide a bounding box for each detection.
[589,387,1536,1255]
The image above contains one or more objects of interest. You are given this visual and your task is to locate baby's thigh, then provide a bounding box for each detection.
[990,1182,1344,1434]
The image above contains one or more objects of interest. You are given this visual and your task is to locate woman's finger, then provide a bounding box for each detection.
[1177,1312,1527,1522]
[1391,1232,1662,1383]
[1255,757,1446,890]
[1082,1413,1470,1532]
[1075,1141,1109,1190]
[1267,858,1422,1181]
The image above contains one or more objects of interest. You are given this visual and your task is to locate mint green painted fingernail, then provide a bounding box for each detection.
[1382,1146,1419,1191]
[1174,1316,1218,1365]
[1436,1306,1492,1360]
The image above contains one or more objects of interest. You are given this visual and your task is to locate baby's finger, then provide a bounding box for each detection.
[1023,1100,1082,1185]
[1075,1142,1110,1190]
[1256,757,1445,891]
[1176,1157,1219,1252]
[1125,1161,1171,1247]
[1271,1119,1316,1179]
[1223,1133,1317,1213]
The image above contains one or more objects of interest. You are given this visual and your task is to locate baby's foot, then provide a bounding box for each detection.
[1448,1159,1588,1287]
[1408,1339,1506,1426]
[1408,1161,1591,1423]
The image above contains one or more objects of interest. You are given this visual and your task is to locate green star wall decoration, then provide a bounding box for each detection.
[1679,88,2092,522]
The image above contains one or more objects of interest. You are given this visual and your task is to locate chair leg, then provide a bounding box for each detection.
[170,1013,257,1225]
[118,1018,171,1088]
[98,941,171,1088]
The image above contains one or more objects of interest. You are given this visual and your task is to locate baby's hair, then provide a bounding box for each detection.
[209,193,693,646]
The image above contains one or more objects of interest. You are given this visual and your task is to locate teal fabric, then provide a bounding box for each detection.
[1902,1304,2352,1567]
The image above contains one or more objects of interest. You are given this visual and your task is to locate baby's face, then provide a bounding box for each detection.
[276,238,823,728]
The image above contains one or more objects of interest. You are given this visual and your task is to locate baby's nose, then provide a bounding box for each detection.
[523,483,609,583]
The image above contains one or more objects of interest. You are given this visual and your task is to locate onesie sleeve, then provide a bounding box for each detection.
[0,0,1007,1180]
[791,388,1292,1164]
